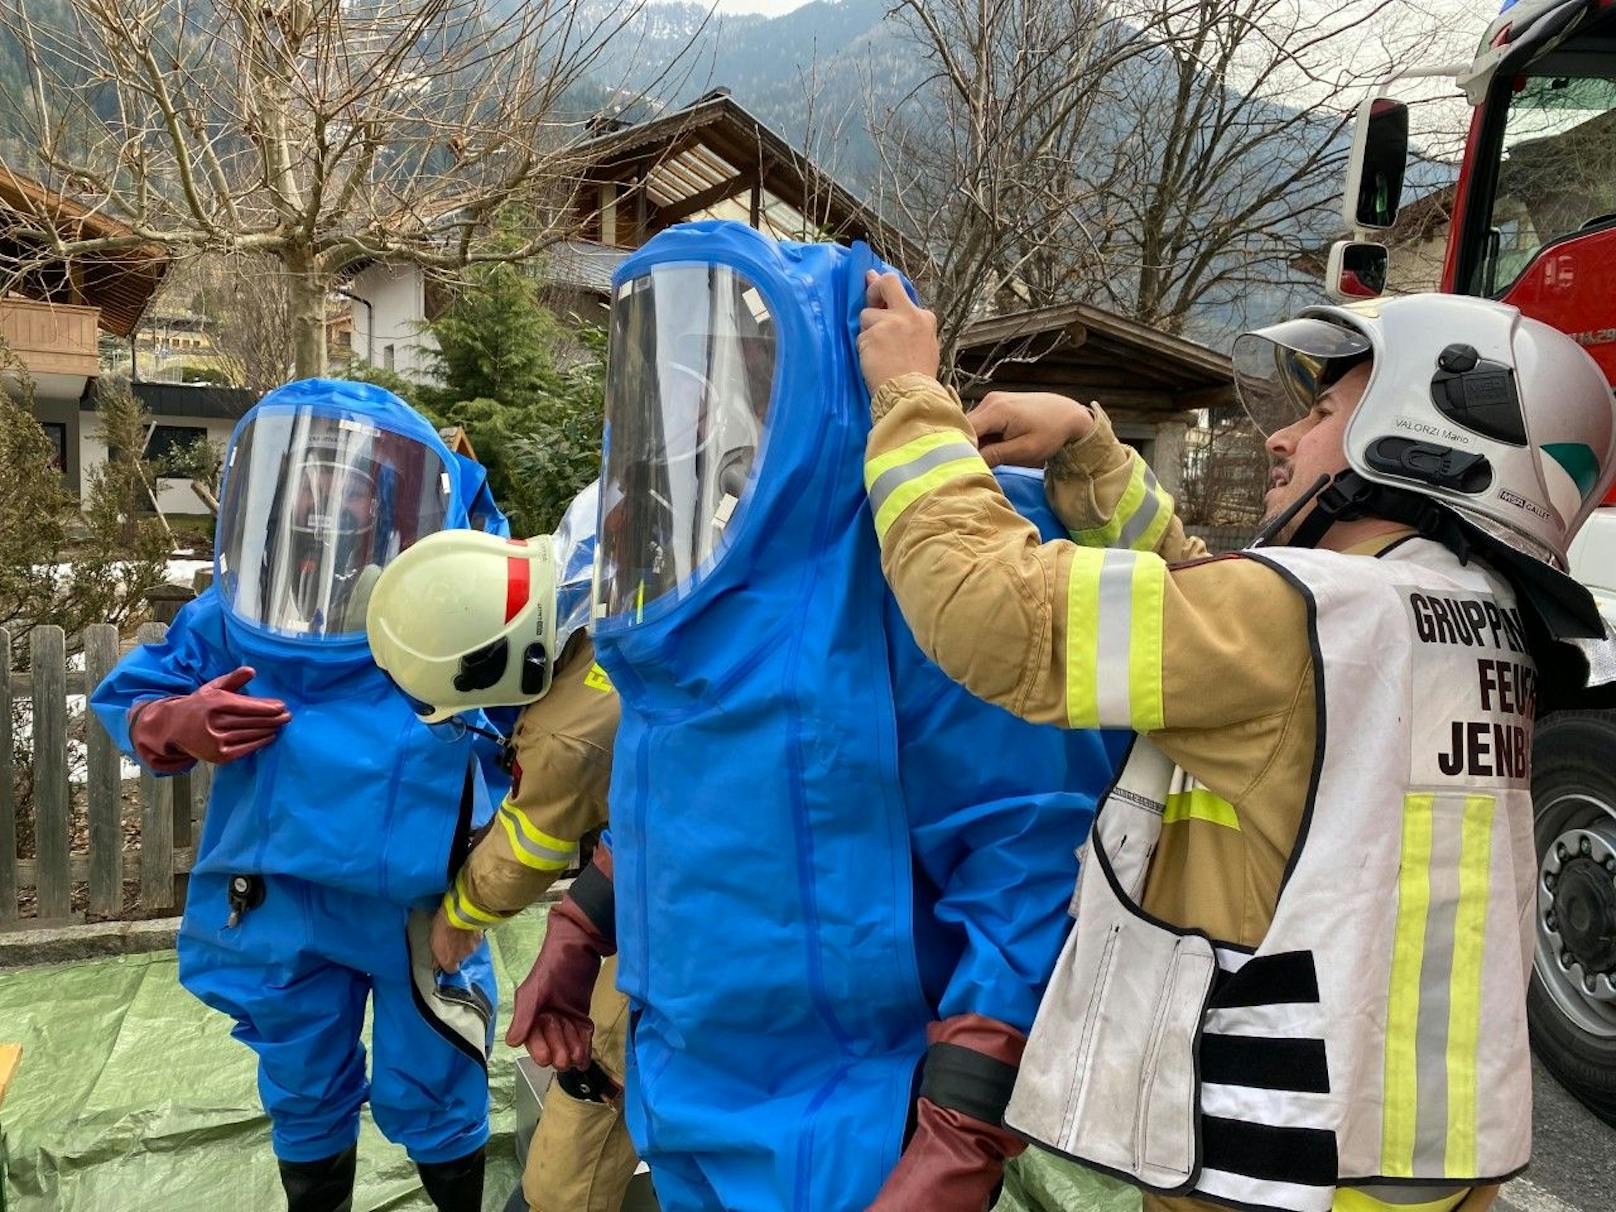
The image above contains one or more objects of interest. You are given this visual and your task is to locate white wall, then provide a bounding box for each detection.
[77,412,238,517]
[349,263,440,383]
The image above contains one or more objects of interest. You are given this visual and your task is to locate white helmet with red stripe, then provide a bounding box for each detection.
[366,528,559,722]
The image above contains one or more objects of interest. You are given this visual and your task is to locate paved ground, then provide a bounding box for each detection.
[1496,1058,1615,1212]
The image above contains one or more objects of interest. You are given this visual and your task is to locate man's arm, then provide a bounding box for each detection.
[440,636,619,934]
[1042,402,1208,563]
[858,276,1305,733]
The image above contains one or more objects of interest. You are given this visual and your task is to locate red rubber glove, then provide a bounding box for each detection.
[505,848,617,1072]
[867,1014,1028,1212]
[128,667,291,773]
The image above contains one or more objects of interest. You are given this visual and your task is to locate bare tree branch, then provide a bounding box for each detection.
[1,0,693,377]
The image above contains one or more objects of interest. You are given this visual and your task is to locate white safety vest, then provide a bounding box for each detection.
[1006,539,1538,1212]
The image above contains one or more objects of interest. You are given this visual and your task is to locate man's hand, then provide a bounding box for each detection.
[969,391,1096,469]
[858,270,940,395]
[430,906,483,975]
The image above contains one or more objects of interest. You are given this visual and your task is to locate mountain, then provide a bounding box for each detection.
[4,0,1425,344]
[569,0,914,191]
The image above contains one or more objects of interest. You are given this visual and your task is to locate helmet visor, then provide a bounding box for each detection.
[1232,318,1372,437]
[217,407,453,639]
[596,263,777,622]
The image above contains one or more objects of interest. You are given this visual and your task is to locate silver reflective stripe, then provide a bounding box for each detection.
[866,440,980,521]
[1116,465,1163,550]
[1093,549,1137,723]
[1413,793,1466,1172]
[502,806,573,867]
[1354,1183,1470,1205]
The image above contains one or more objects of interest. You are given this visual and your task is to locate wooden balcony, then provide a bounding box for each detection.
[0,297,100,380]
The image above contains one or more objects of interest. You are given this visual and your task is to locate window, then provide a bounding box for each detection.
[146,424,208,467]
[383,344,396,371]
[423,278,452,323]
[40,421,68,473]
[1467,71,1616,296]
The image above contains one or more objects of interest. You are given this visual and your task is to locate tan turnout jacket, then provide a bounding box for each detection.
[441,634,620,930]
[863,373,1499,1212]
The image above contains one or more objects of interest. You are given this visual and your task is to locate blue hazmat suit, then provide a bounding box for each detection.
[91,380,509,1165]
[588,222,1124,1212]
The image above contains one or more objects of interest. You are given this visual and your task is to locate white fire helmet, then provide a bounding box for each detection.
[366,529,559,723]
[1233,293,1616,570]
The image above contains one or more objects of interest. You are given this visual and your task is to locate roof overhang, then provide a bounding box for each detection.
[957,302,1236,416]
[0,167,170,337]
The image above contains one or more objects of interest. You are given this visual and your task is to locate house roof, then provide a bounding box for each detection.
[0,167,170,338]
[83,379,257,421]
[574,90,918,268]
[545,239,630,297]
[956,302,1236,415]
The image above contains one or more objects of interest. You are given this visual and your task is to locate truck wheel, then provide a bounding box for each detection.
[1529,708,1616,1127]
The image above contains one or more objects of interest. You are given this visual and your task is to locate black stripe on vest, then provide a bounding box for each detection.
[1201,1115,1339,1187]
[1208,950,1320,1009]
[1200,1033,1330,1094]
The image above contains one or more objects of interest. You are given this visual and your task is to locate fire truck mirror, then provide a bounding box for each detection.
[1326,240,1389,302]
[1347,97,1410,231]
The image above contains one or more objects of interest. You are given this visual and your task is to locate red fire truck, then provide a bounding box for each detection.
[1329,0,1616,1124]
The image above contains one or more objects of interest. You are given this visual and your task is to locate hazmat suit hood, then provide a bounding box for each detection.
[213,378,505,678]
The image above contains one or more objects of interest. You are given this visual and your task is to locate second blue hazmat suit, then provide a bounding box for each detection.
[586,221,1124,1212]
[90,380,510,1211]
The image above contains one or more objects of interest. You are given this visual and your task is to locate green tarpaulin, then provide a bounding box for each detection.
[0,917,1137,1211]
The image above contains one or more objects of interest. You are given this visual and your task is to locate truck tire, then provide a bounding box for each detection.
[1528,708,1616,1127]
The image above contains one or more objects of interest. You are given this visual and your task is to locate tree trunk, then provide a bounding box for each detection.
[288,254,327,380]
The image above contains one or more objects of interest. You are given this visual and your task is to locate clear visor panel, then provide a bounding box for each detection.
[595,264,777,621]
[1232,318,1372,437]
[216,408,453,638]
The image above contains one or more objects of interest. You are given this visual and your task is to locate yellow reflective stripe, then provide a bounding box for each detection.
[500,802,573,855]
[1065,552,1103,727]
[871,455,988,542]
[1134,493,1174,554]
[1383,792,1435,1177]
[1128,555,1166,730]
[863,430,969,486]
[1063,548,1166,731]
[1445,794,1495,1177]
[442,877,500,930]
[1073,456,1148,547]
[498,806,572,872]
[1163,788,1240,831]
[865,429,990,542]
[1333,1189,1466,1212]
[1071,455,1174,553]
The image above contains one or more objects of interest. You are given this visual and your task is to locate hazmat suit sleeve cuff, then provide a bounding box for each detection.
[870,373,961,424]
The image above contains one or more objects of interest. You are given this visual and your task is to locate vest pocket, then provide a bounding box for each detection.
[1061,907,1215,1190]
[1135,938,1214,1179]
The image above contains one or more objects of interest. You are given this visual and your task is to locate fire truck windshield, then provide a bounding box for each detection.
[1468,71,1616,296]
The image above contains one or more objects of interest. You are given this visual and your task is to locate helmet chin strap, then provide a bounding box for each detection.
[1249,474,1330,549]
[1257,469,1468,556]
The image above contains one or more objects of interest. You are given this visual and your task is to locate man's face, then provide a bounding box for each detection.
[1260,361,1371,540]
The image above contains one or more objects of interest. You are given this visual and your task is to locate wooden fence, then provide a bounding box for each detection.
[1,622,208,928]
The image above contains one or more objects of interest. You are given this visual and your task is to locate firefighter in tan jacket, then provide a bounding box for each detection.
[854,275,1616,1212]
[367,486,640,1212]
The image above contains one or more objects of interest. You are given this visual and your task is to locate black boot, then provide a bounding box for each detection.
[417,1145,486,1212]
[278,1145,357,1212]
